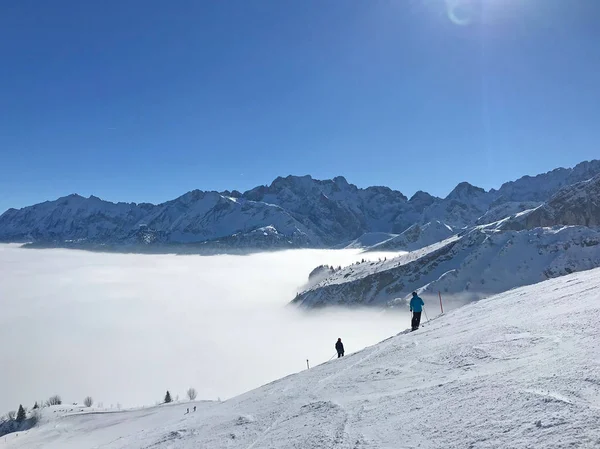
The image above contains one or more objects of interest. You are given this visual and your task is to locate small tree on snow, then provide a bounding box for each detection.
[16,405,26,423]
[46,395,62,406]
[6,411,16,421]
[187,387,198,401]
[164,391,172,404]
[84,396,93,407]
[33,402,39,410]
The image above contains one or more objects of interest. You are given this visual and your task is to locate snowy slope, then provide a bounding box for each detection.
[140,193,316,245]
[341,232,398,249]
[476,201,541,225]
[293,226,600,307]
[5,269,600,448]
[365,221,454,252]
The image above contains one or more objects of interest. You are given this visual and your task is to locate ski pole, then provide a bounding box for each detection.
[423,307,430,323]
[328,353,336,361]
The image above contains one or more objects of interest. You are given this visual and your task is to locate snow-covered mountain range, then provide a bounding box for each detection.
[1,160,599,252]
[295,171,600,308]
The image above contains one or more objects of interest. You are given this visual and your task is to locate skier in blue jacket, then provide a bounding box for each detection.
[410,292,425,331]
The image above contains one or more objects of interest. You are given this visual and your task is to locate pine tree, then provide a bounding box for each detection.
[164,391,172,403]
[16,405,26,422]
[32,402,39,410]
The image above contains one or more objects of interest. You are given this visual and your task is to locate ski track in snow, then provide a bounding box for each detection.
[3,269,600,448]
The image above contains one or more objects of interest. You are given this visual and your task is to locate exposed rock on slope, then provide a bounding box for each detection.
[505,175,600,229]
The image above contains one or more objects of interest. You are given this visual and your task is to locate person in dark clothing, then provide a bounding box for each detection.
[410,291,425,331]
[335,338,344,358]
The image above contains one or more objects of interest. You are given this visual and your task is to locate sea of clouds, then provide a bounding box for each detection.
[0,244,409,413]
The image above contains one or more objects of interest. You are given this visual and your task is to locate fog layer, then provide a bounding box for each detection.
[0,244,408,412]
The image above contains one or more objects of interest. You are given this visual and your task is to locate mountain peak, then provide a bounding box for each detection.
[409,190,436,202]
[447,182,486,200]
[333,176,349,187]
[174,189,217,204]
[408,190,437,213]
[221,190,242,198]
[52,193,86,206]
[270,175,314,189]
[62,193,84,200]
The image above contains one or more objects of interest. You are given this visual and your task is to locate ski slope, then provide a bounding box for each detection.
[4,268,600,448]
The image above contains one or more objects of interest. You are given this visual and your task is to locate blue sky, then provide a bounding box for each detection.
[1,0,599,212]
